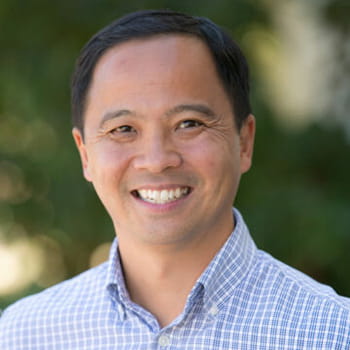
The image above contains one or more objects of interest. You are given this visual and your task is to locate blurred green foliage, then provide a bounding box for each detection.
[0,0,349,309]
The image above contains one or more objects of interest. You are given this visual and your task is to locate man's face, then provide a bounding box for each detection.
[73,35,255,249]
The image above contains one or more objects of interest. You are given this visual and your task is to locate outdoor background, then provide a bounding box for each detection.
[1,0,349,310]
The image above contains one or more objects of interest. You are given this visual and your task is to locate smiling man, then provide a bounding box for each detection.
[0,10,349,349]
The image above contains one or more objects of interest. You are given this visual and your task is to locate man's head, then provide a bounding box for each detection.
[71,10,255,249]
[71,9,251,134]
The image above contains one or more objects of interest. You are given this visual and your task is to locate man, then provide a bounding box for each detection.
[0,9,349,349]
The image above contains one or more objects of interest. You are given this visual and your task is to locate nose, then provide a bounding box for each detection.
[133,134,182,173]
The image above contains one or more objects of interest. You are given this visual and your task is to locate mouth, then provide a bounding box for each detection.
[132,186,191,204]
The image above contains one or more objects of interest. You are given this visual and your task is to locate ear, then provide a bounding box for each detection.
[239,114,255,174]
[72,127,92,182]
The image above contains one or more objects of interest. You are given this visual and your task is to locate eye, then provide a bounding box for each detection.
[178,120,203,129]
[106,124,137,141]
[110,125,136,134]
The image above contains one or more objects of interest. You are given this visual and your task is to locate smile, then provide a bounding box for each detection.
[133,187,191,204]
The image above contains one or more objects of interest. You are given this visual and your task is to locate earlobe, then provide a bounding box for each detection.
[72,127,92,182]
[239,114,255,174]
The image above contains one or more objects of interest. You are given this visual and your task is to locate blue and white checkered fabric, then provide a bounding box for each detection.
[1,209,349,349]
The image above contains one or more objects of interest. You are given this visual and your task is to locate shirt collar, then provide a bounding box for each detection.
[105,208,257,320]
[105,238,129,320]
[195,208,257,313]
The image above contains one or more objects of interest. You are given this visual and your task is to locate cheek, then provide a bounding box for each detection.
[182,145,229,188]
[187,136,239,173]
[87,144,131,183]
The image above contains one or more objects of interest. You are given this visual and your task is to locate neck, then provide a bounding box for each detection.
[117,223,233,328]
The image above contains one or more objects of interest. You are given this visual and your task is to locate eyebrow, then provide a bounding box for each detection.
[165,104,216,119]
[99,103,216,128]
[99,109,133,128]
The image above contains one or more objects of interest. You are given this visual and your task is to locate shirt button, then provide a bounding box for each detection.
[158,334,170,347]
[209,304,219,316]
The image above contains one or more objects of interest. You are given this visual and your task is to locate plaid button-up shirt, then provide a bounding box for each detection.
[1,209,349,349]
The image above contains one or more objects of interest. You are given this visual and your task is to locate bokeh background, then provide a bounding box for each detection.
[1,0,349,310]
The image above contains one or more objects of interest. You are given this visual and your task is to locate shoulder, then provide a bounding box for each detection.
[255,249,350,308]
[1,261,108,316]
[0,262,109,346]
[243,250,350,344]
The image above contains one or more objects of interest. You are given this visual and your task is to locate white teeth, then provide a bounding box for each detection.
[136,187,190,204]
[139,189,148,198]
[160,190,168,202]
[153,191,160,202]
[175,188,181,198]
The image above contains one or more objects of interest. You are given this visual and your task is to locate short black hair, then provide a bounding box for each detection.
[71,9,251,133]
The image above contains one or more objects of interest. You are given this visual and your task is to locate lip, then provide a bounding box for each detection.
[132,184,190,191]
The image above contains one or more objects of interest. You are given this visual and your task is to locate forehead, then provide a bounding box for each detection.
[91,34,220,88]
[84,34,231,124]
